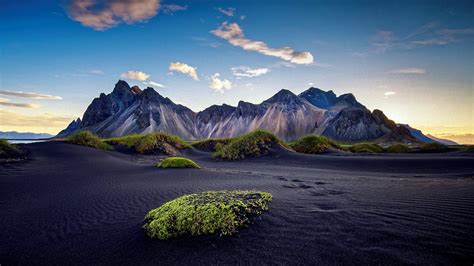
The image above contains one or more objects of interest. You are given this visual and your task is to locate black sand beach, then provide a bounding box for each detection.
[1,142,473,265]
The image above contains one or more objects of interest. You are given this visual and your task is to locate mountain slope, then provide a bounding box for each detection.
[58,80,419,142]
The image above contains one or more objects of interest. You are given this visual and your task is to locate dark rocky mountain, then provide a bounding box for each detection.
[58,80,422,143]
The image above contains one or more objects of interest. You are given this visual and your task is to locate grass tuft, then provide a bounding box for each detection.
[349,143,384,153]
[67,131,112,150]
[386,143,411,153]
[143,190,272,240]
[0,139,24,159]
[289,134,340,154]
[105,133,189,154]
[420,142,449,153]
[191,138,232,152]
[158,157,200,169]
[213,129,282,160]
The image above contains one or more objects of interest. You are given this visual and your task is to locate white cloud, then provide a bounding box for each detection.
[217,7,235,17]
[121,70,150,81]
[231,66,269,77]
[0,90,62,100]
[384,91,396,97]
[169,62,199,80]
[209,73,232,93]
[161,4,187,14]
[240,15,246,20]
[308,82,314,86]
[388,68,426,74]
[211,22,314,64]
[143,81,165,88]
[68,0,160,31]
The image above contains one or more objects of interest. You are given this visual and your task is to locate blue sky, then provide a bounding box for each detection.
[1,0,473,137]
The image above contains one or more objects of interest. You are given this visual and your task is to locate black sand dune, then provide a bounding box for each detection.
[1,142,474,265]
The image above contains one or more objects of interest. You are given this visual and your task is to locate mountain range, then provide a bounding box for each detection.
[57,80,448,144]
[0,131,53,140]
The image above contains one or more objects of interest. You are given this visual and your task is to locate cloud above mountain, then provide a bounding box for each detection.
[232,66,269,77]
[68,0,160,30]
[211,22,314,64]
[209,73,232,93]
[121,70,150,81]
[169,62,199,80]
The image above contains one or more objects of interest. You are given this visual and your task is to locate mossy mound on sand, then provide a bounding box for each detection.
[386,143,411,153]
[0,139,25,160]
[67,131,112,150]
[213,129,283,160]
[106,133,189,155]
[289,134,340,154]
[191,138,232,152]
[143,190,272,240]
[349,143,384,153]
[420,142,449,153]
[158,157,200,169]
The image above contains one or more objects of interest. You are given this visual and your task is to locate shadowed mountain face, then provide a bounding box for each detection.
[58,81,418,142]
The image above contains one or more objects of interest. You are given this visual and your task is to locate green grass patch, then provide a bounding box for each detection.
[349,143,384,153]
[288,134,340,154]
[213,129,283,160]
[420,142,449,153]
[66,131,112,150]
[143,190,272,240]
[0,139,24,159]
[191,138,232,152]
[158,157,200,169]
[386,143,411,153]
[105,133,189,154]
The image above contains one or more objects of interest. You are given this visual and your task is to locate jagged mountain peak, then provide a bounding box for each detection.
[264,89,302,104]
[299,87,338,108]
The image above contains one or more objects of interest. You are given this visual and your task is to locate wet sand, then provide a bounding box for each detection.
[1,142,473,265]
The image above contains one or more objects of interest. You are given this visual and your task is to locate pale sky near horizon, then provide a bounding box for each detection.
[1,0,473,141]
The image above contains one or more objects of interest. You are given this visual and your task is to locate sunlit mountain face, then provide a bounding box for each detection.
[1,0,473,143]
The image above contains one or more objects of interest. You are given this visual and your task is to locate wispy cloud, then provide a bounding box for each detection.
[388,68,426,74]
[371,22,474,52]
[143,81,165,88]
[209,73,232,93]
[89,69,104,75]
[67,0,160,31]
[217,7,236,17]
[169,62,199,80]
[192,37,221,48]
[231,66,269,78]
[211,22,314,64]
[384,91,396,97]
[0,98,40,108]
[121,70,150,81]
[0,90,62,100]
[161,4,187,14]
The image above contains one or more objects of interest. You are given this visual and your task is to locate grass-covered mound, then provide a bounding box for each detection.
[289,134,340,154]
[67,131,111,150]
[106,133,189,155]
[0,139,25,160]
[386,143,411,153]
[143,190,272,240]
[420,142,449,153]
[191,138,232,152]
[158,157,200,169]
[213,129,283,160]
[349,143,384,153]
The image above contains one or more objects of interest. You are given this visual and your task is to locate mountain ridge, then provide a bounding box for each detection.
[58,80,428,143]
